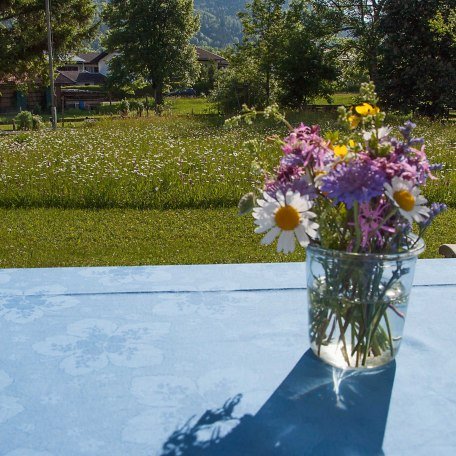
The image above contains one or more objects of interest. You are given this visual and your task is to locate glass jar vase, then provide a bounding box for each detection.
[306,239,425,369]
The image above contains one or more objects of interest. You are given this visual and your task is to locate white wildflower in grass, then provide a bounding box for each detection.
[253,190,319,253]
[0,113,453,210]
[384,177,430,223]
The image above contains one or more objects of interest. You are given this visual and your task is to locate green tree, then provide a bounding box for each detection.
[103,0,200,112]
[210,54,267,112]
[377,0,456,116]
[310,1,387,83]
[211,0,339,112]
[238,0,286,104]
[194,61,219,95]
[0,0,97,80]
[276,0,339,107]
[430,4,456,46]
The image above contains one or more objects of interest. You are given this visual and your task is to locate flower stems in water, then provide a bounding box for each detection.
[309,259,407,368]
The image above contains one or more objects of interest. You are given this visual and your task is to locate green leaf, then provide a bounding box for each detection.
[238,192,255,215]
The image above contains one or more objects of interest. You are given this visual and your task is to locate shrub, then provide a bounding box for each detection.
[32,115,44,130]
[129,100,145,117]
[15,111,33,130]
[95,104,119,115]
[119,99,130,116]
[210,65,268,114]
[144,98,154,115]
[32,104,42,115]
[136,101,144,117]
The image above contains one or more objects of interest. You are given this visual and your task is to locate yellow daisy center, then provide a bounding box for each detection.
[394,190,415,212]
[275,205,301,230]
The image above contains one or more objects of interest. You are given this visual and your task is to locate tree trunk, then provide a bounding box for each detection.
[154,83,164,114]
[368,47,379,84]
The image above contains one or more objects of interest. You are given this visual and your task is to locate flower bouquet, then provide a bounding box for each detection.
[235,83,446,369]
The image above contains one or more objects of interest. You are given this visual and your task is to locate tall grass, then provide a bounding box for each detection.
[0,110,454,209]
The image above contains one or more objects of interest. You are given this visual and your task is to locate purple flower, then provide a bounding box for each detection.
[419,202,447,229]
[357,201,395,250]
[399,120,416,139]
[281,123,333,170]
[265,165,317,199]
[376,143,433,184]
[430,163,444,172]
[321,157,386,209]
[399,120,424,147]
[399,120,416,141]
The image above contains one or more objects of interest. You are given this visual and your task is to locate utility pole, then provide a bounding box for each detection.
[45,0,57,130]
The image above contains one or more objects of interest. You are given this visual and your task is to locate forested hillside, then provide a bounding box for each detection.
[94,0,245,49]
[194,0,245,48]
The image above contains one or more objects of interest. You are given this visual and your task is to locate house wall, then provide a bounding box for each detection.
[60,65,80,72]
[0,85,46,113]
[0,86,16,112]
[60,90,105,110]
[84,65,99,73]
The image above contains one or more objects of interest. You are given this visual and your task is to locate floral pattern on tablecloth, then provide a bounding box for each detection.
[122,368,269,454]
[151,293,239,319]
[0,370,24,425]
[0,266,310,455]
[33,319,170,375]
[0,292,78,324]
[78,267,174,287]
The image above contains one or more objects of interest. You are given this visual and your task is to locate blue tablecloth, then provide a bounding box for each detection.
[0,260,455,455]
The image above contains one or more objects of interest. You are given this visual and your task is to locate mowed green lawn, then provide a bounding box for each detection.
[0,98,455,267]
[0,207,454,268]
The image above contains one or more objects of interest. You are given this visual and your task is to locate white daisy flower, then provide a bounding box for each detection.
[253,190,319,253]
[363,126,392,142]
[384,177,430,223]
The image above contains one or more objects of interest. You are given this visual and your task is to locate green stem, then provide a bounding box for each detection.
[325,315,337,344]
[353,201,362,252]
[337,314,351,367]
[384,313,394,357]
[352,266,403,357]
[316,314,332,356]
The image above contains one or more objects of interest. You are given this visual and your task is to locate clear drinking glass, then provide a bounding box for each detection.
[306,238,425,369]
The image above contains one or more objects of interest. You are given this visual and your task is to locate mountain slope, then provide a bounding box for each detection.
[94,0,245,49]
[194,0,245,48]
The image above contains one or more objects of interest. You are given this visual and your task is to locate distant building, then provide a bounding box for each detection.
[0,76,48,113]
[56,48,228,86]
[56,51,118,87]
[0,47,228,112]
[196,48,229,69]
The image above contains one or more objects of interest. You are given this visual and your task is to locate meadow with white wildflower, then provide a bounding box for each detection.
[0,113,454,210]
[0,103,454,267]
[0,116,277,209]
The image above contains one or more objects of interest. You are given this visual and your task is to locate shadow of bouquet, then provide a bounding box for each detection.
[160,350,396,456]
